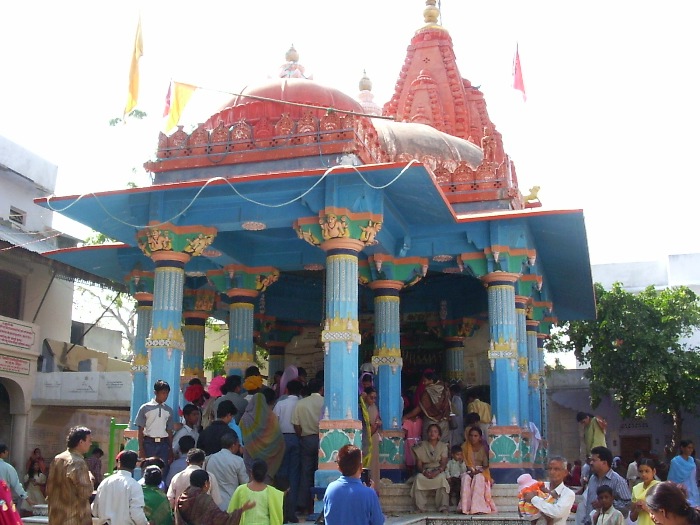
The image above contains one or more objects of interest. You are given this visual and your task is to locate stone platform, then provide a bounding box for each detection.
[379,481,521,515]
[378,483,578,525]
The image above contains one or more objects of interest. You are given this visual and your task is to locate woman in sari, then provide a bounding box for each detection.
[459,426,497,515]
[410,423,450,513]
[403,371,451,441]
[176,469,255,525]
[240,393,286,482]
[360,387,382,485]
[667,440,700,507]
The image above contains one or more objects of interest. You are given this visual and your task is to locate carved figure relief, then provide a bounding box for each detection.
[481,127,497,164]
[184,233,215,257]
[296,226,320,246]
[360,220,382,245]
[256,270,280,292]
[146,229,172,252]
[320,214,349,240]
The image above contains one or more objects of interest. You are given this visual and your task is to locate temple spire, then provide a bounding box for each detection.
[279,44,308,78]
[358,70,381,116]
[423,0,441,27]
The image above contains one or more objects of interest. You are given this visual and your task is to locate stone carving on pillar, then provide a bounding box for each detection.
[294,208,384,250]
[136,222,216,258]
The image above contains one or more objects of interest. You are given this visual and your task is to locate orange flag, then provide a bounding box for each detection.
[124,16,143,116]
[512,44,526,101]
[163,82,198,132]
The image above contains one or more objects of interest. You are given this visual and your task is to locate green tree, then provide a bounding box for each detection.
[204,344,269,376]
[547,282,700,453]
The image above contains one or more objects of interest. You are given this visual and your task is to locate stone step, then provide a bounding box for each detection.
[379,480,518,517]
[379,482,524,515]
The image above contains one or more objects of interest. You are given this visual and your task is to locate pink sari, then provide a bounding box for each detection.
[459,442,497,514]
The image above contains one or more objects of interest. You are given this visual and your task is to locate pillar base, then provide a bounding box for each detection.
[487,425,547,483]
[378,429,404,470]
[318,419,362,468]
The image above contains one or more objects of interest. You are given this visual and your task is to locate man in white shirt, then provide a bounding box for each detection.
[167,448,222,509]
[204,432,248,510]
[273,379,302,523]
[92,450,148,525]
[173,404,200,457]
[523,456,577,525]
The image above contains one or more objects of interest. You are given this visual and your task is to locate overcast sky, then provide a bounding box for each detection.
[1,0,698,264]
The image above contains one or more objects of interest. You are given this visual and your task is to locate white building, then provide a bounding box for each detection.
[0,136,130,474]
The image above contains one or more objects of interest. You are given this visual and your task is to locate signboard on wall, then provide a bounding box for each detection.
[0,316,37,353]
[33,372,131,404]
[0,354,30,375]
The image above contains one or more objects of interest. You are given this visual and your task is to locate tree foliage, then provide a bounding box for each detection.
[547,282,700,450]
[204,344,269,376]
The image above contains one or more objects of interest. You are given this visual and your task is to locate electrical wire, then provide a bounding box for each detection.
[44,160,419,230]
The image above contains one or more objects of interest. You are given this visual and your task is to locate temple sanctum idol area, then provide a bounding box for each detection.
[38,0,595,496]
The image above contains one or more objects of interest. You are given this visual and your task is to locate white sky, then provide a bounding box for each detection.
[1,0,698,265]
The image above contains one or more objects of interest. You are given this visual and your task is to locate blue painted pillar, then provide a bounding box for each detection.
[482,272,520,426]
[147,251,189,410]
[368,280,404,475]
[369,280,402,431]
[515,296,530,427]
[226,290,257,377]
[182,287,215,381]
[130,291,153,427]
[318,239,363,481]
[526,320,542,430]
[444,337,465,382]
[183,312,206,381]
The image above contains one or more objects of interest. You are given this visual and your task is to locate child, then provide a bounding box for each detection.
[446,445,467,506]
[517,473,554,525]
[229,458,284,525]
[630,459,659,525]
[402,407,422,478]
[592,485,625,525]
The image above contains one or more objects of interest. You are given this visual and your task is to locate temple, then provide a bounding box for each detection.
[38,0,594,486]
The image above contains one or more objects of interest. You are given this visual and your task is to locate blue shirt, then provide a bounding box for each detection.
[227,420,245,446]
[323,475,384,525]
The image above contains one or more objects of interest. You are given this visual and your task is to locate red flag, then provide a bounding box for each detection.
[163,82,172,117]
[512,44,526,101]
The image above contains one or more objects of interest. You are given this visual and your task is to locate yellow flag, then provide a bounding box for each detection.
[124,16,143,116]
[164,82,198,132]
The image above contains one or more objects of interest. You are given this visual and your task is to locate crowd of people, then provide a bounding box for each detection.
[3,369,700,525]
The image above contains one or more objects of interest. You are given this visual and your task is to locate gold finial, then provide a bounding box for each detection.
[285,44,299,63]
[423,0,440,25]
[359,70,372,92]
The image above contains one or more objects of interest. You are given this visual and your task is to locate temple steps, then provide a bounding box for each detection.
[379,482,579,522]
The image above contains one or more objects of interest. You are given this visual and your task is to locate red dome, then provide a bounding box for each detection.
[203,78,363,130]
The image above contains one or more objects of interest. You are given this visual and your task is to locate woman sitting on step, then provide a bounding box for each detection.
[410,423,450,513]
[459,426,497,515]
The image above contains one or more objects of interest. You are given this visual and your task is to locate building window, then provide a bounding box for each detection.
[0,269,22,319]
[9,206,25,226]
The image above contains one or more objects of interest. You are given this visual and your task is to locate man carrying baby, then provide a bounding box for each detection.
[522,456,576,525]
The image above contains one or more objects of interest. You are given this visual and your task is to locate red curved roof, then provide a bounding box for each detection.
[203,78,363,130]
